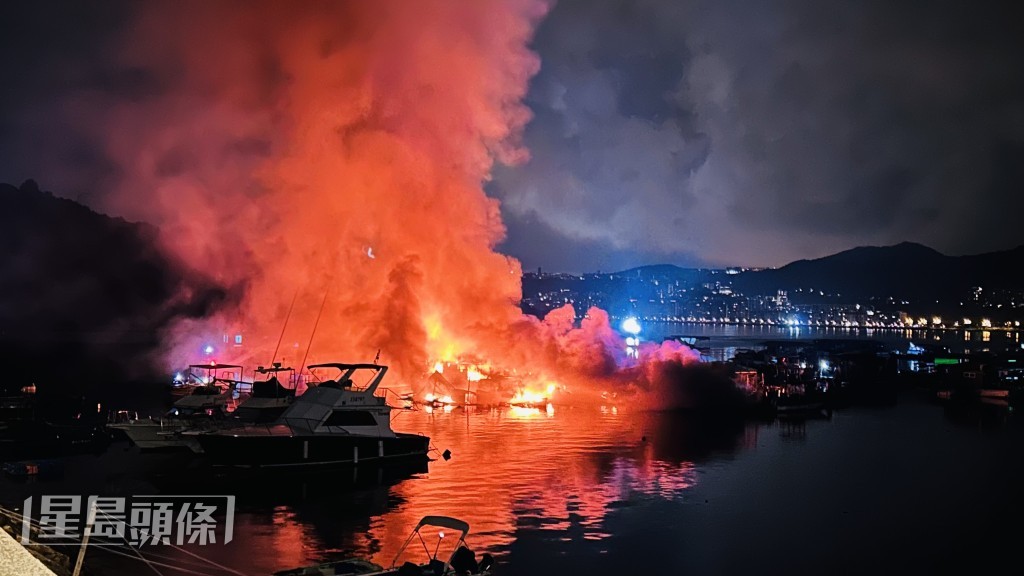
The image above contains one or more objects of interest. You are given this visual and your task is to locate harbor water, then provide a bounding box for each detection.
[1,389,1021,575]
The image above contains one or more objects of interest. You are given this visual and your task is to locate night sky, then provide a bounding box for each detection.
[3,0,1024,272]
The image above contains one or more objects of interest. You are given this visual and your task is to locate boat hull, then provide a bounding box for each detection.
[196,432,430,468]
[108,421,205,452]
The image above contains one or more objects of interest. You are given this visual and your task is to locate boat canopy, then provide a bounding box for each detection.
[188,363,243,369]
[307,363,384,371]
[252,378,296,398]
[256,365,294,373]
[308,363,388,395]
[417,516,470,535]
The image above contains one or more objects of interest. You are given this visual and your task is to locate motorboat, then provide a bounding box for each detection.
[107,363,242,452]
[0,419,110,461]
[0,384,110,460]
[231,363,298,424]
[196,363,430,468]
[274,516,493,576]
[170,362,244,398]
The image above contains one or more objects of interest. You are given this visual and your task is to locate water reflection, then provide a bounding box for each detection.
[6,397,1022,576]
[942,399,1013,429]
[353,408,749,572]
[2,407,750,575]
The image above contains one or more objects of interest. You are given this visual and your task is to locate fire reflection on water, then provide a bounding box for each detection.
[10,402,750,575]
[306,406,748,568]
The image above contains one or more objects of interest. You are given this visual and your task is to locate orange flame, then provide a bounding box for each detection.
[91,1,706,409]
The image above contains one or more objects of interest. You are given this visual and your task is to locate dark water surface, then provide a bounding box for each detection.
[2,392,1022,575]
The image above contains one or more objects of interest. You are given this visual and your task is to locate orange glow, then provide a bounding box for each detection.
[510,389,549,406]
[508,405,550,418]
[361,408,701,566]
[99,1,703,410]
[423,393,454,405]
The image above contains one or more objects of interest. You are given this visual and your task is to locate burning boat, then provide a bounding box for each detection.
[195,363,430,468]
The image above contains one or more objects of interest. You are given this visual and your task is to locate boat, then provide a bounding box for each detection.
[231,363,298,424]
[170,362,244,398]
[196,363,430,468]
[274,516,493,576]
[107,363,243,452]
[774,398,830,419]
[1,385,110,460]
[0,419,110,461]
[936,386,1013,408]
[2,458,64,478]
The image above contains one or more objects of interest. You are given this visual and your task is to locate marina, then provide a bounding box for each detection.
[2,1,1023,573]
[0,381,1020,575]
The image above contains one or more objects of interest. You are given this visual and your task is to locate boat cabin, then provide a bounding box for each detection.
[233,363,298,424]
[276,363,393,436]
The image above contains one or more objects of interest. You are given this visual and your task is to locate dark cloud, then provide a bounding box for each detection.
[2,1,1024,272]
[497,207,703,273]
[491,0,1024,268]
[0,1,130,201]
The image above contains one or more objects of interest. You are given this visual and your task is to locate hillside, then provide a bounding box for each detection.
[729,242,1024,303]
[0,180,226,388]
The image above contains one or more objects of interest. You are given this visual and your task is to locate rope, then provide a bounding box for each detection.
[96,547,222,576]
[93,507,250,576]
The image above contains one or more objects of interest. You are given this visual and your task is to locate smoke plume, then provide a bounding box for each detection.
[53,0,702,402]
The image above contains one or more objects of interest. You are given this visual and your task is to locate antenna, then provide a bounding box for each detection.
[374,349,381,365]
[299,286,331,380]
[270,289,299,366]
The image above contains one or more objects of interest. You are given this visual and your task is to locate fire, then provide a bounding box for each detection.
[510,389,549,406]
[423,393,454,405]
[508,404,554,419]
[85,1,707,409]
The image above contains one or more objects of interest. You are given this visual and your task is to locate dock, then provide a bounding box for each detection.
[0,526,59,576]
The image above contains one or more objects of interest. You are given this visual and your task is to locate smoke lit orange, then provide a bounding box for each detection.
[93,0,702,408]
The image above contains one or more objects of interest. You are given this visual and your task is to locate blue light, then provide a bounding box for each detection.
[204,345,215,355]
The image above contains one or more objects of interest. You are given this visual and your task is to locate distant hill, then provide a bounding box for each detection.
[612,264,699,279]
[729,241,1024,304]
[0,180,227,388]
[611,263,723,285]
